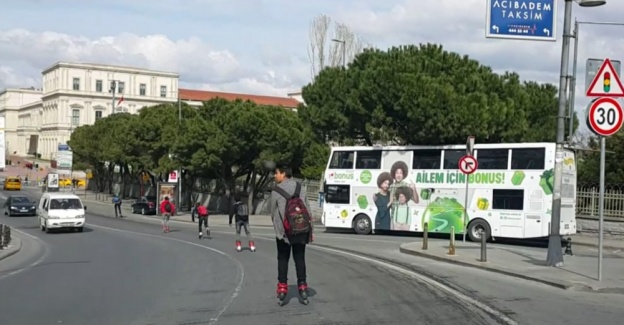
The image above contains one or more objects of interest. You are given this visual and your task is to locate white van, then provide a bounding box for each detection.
[38,193,87,233]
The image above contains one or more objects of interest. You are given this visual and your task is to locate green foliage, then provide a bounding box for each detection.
[69,100,310,197]
[301,142,330,180]
[577,132,624,184]
[301,43,578,145]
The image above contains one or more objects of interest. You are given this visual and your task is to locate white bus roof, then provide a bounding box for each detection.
[330,142,562,151]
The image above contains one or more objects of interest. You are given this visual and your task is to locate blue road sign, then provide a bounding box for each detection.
[485,0,557,41]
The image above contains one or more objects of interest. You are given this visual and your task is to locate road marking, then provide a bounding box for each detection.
[310,245,519,325]
[87,223,244,325]
[0,228,49,281]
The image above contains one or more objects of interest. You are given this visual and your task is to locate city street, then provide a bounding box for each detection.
[1,187,623,325]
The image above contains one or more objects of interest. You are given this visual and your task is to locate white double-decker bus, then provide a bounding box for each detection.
[320,143,577,241]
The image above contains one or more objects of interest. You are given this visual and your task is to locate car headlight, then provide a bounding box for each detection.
[10,206,17,210]
[75,215,85,219]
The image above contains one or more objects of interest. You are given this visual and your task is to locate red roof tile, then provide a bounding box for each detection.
[179,88,299,108]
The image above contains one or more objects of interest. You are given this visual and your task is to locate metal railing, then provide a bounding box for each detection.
[577,184,624,218]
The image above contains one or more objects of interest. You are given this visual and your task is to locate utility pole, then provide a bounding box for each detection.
[547,0,607,267]
[177,90,182,209]
[331,38,346,67]
[109,80,117,115]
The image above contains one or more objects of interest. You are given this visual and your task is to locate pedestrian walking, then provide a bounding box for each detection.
[270,165,314,305]
[112,193,123,218]
[196,203,209,239]
[191,202,199,223]
[229,195,255,252]
[159,196,175,233]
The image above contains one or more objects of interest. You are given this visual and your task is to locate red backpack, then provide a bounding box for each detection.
[197,205,208,217]
[273,182,312,236]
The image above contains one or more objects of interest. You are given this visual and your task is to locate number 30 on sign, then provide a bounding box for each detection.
[586,97,624,137]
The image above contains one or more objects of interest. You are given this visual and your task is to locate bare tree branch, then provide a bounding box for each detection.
[307,14,370,79]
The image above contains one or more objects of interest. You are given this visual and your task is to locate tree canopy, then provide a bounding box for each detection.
[299,43,578,145]
[69,99,322,206]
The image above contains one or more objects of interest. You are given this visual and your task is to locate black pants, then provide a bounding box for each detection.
[114,204,122,217]
[198,217,208,232]
[276,238,306,285]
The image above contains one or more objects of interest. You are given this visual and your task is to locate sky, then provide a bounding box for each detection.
[0,0,623,134]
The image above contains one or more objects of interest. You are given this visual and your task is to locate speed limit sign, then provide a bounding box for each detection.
[587,97,624,137]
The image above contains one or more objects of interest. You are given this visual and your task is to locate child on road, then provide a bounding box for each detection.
[159,197,175,233]
[112,194,123,218]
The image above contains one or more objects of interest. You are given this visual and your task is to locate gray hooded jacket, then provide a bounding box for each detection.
[270,178,312,244]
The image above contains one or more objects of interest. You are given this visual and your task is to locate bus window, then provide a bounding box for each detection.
[413,149,441,169]
[476,149,509,170]
[324,184,350,204]
[443,150,464,169]
[329,151,354,169]
[511,148,545,170]
[492,189,524,210]
[355,150,382,169]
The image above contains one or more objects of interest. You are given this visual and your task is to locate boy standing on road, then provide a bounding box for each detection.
[270,165,313,303]
[112,194,123,218]
[159,197,175,233]
[229,195,255,251]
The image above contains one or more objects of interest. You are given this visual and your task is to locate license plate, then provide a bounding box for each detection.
[21,209,28,212]
[61,222,73,226]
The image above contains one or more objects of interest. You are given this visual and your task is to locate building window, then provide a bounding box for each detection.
[160,85,167,97]
[118,82,125,94]
[139,83,146,96]
[72,78,80,91]
[96,80,103,92]
[71,109,80,126]
[95,110,103,120]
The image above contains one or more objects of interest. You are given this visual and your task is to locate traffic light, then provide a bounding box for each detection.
[604,72,611,92]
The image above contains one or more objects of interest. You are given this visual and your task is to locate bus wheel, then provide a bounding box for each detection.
[353,214,372,235]
[467,219,491,242]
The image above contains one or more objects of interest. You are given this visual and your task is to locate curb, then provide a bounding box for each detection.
[398,244,594,292]
[572,241,624,251]
[0,236,23,262]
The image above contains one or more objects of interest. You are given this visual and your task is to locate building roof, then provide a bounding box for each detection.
[41,62,179,78]
[179,88,300,108]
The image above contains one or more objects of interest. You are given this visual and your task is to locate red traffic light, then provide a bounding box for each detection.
[605,72,611,80]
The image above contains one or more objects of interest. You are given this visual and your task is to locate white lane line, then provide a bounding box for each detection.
[203,230,517,325]
[87,223,244,325]
[0,228,49,281]
[310,245,519,325]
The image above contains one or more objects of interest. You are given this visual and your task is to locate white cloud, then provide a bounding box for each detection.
[2,0,624,136]
[0,28,297,96]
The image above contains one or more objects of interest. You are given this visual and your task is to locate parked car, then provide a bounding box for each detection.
[131,196,157,215]
[4,195,37,216]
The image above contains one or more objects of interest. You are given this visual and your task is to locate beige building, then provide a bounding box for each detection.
[1,61,302,162]
[1,62,179,159]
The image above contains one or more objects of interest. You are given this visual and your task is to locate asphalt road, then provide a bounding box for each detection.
[0,188,505,325]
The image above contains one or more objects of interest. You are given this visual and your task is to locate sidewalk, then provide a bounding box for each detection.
[79,192,276,227]
[0,235,22,262]
[400,238,624,293]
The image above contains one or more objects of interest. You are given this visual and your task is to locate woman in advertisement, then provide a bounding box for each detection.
[373,172,393,231]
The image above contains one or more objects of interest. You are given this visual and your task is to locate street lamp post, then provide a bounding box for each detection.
[331,38,346,68]
[568,19,624,142]
[547,0,606,267]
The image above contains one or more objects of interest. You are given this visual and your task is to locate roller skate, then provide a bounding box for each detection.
[235,240,242,252]
[298,282,309,305]
[249,241,256,252]
[276,282,288,306]
[199,232,203,239]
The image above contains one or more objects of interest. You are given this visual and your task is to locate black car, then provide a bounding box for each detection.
[131,196,157,215]
[3,195,37,216]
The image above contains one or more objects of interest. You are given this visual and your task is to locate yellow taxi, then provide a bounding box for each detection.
[3,177,22,191]
[60,178,87,188]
